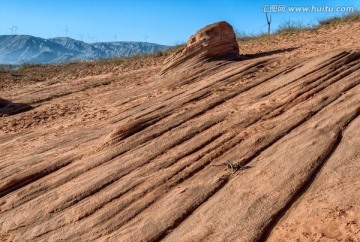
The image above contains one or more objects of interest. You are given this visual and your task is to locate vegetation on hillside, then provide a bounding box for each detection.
[237,11,360,41]
[319,11,360,26]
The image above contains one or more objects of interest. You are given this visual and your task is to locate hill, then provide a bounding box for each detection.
[0,15,360,241]
[0,35,169,64]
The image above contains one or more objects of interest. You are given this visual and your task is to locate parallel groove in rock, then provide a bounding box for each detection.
[1,47,359,242]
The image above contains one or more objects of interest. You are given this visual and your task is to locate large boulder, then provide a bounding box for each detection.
[161,21,240,74]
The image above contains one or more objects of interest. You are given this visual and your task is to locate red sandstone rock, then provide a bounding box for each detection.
[161,21,240,74]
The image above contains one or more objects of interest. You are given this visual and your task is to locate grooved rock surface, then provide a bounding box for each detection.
[161,21,239,74]
[1,20,360,242]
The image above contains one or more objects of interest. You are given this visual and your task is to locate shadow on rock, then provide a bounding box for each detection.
[0,98,33,117]
[240,47,299,60]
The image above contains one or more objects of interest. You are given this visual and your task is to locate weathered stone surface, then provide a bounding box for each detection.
[1,20,360,242]
[161,21,240,74]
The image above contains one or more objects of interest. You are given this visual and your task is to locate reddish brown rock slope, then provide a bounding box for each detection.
[0,20,360,242]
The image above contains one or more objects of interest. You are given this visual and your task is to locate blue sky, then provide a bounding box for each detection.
[0,0,358,45]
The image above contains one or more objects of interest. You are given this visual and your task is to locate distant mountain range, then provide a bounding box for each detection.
[0,35,169,65]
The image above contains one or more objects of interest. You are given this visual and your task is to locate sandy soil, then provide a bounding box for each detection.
[0,21,360,241]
